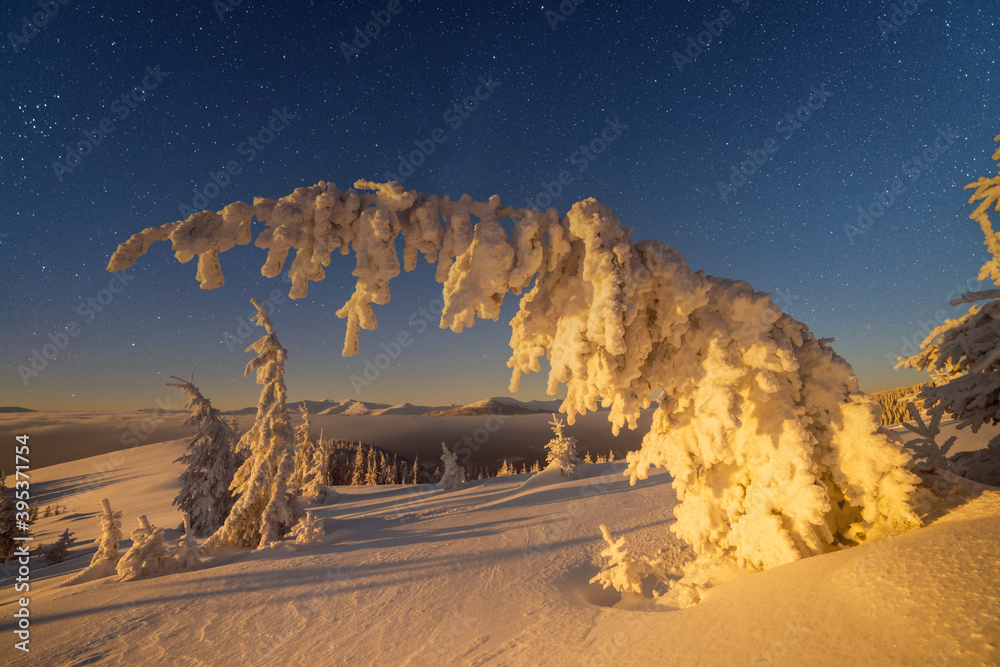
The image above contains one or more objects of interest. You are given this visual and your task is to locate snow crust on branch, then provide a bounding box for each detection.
[108,179,921,594]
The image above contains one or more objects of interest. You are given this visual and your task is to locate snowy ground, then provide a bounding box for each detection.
[2,430,999,665]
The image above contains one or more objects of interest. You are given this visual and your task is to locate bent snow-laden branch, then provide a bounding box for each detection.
[108,179,920,597]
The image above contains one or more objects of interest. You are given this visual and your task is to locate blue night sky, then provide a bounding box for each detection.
[1,0,998,411]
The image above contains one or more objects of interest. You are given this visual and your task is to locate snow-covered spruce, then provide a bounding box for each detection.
[302,436,336,503]
[117,515,170,581]
[290,402,318,494]
[207,299,302,550]
[291,511,325,546]
[437,443,466,491]
[175,513,202,570]
[898,134,1000,486]
[544,415,580,478]
[107,179,921,598]
[168,375,240,535]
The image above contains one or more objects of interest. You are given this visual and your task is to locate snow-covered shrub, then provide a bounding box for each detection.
[207,299,302,550]
[544,415,580,477]
[107,179,922,600]
[898,134,1000,486]
[291,511,325,546]
[437,443,466,491]
[117,516,171,581]
[168,375,240,535]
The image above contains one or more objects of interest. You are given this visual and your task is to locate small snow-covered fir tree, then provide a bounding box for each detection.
[291,402,319,493]
[350,445,366,485]
[590,525,649,606]
[91,499,123,564]
[291,511,325,546]
[41,528,75,565]
[302,437,336,503]
[899,134,1000,486]
[117,515,171,581]
[168,374,240,535]
[207,299,302,550]
[544,415,581,477]
[175,513,202,570]
[64,498,124,585]
[437,443,466,491]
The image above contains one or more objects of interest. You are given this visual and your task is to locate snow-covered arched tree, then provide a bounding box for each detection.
[107,179,921,598]
[207,299,302,550]
[898,133,1000,485]
[437,443,466,491]
[168,375,240,535]
[544,415,580,478]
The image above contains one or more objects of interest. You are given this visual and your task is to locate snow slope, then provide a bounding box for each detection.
[1,438,998,665]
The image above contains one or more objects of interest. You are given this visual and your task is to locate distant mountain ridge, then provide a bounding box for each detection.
[0,406,36,413]
[223,397,565,417]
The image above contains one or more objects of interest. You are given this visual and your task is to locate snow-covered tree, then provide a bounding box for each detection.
[898,134,1000,486]
[0,473,30,563]
[590,524,649,606]
[117,515,170,581]
[92,498,123,564]
[291,511,325,546]
[207,299,302,550]
[175,513,202,570]
[168,374,240,535]
[64,499,123,585]
[291,402,318,493]
[437,443,466,491]
[302,437,335,503]
[41,528,75,566]
[107,178,921,601]
[544,415,580,477]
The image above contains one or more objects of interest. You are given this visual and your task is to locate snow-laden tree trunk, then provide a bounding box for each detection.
[207,299,302,549]
[108,179,921,591]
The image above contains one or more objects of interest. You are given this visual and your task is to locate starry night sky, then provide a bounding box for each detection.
[2,0,998,411]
